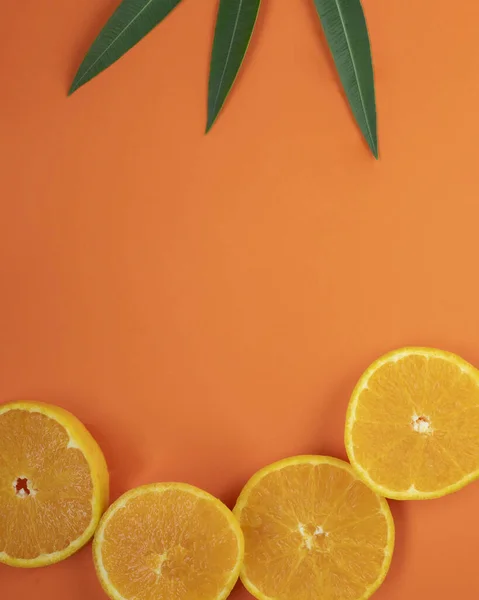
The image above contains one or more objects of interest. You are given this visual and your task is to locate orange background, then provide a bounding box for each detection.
[2,0,479,598]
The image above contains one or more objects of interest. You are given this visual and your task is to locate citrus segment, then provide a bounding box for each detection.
[0,401,109,567]
[93,483,244,600]
[345,347,479,499]
[234,456,394,600]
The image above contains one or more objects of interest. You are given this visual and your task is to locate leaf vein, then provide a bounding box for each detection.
[74,0,158,89]
[333,0,375,152]
[211,0,244,116]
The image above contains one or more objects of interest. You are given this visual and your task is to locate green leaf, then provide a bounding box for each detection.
[312,0,378,158]
[70,0,183,94]
[206,0,261,132]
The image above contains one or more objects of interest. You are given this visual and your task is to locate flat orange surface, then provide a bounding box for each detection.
[1,0,479,598]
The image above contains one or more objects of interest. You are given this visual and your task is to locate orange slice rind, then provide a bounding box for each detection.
[234,455,394,600]
[0,401,109,567]
[345,347,479,499]
[93,482,244,600]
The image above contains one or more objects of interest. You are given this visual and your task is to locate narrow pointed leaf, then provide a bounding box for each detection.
[207,0,261,132]
[313,0,378,157]
[70,0,183,94]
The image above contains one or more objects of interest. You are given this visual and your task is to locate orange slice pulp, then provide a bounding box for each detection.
[93,483,244,600]
[234,455,394,600]
[0,401,109,567]
[345,347,479,499]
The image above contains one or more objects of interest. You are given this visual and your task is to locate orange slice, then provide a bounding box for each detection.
[93,483,244,600]
[0,401,109,567]
[345,347,479,499]
[234,456,394,600]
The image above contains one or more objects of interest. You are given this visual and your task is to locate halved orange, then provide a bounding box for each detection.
[234,456,394,600]
[345,347,479,499]
[93,483,244,600]
[0,401,109,567]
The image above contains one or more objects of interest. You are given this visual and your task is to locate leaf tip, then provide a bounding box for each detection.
[367,136,379,159]
[205,113,216,134]
[68,78,80,96]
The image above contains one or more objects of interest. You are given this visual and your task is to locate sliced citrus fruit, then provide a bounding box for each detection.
[0,400,109,567]
[234,456,394,600]
[93,483,244,600]
[345,347,479,499]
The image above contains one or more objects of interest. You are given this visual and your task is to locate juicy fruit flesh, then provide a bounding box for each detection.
[98,487,242,600]
[349,353,479,495]
[0,410,93,559]
[236,460,392,600]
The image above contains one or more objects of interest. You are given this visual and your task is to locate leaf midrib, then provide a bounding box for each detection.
[73,0,157,89]
[333,0,375,152]
[211,0,244,116]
